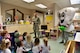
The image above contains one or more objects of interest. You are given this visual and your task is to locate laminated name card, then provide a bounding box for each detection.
[75,32,80,42]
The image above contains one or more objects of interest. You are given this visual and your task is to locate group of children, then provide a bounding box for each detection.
[0,26,11,53]
[0,26,51,53]
[15,32,51,53]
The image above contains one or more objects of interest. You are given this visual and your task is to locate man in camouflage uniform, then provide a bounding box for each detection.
[33,13,40,38]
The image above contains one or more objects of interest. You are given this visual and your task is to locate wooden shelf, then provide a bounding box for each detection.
[73,18,80,30]
[73,20,80,22]
[65,41,75,53]
[75,26,80,30]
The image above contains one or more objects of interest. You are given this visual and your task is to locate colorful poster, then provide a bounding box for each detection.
[46,15,53,21]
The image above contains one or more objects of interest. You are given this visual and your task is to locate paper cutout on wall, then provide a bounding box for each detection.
[15,16,18,20]
[46,15,53,21]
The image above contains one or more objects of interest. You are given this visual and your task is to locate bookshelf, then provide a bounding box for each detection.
[73,12,80,31]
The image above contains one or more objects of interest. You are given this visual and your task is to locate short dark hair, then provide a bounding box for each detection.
[23,32,27,40]
[3,26,6,30]
[16,41,22,47]
[34,38,40,45]
[23,32,27,36]
[14,30,18,32]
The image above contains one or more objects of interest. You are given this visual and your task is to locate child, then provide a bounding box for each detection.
[32,38,41,53]
[0,39,11,53]
[14,30,19,43]
[16,41,26,53]
[41,37,50,53]
[2,31,11,40]
[23,34,33,49]
[5,39,11,53]
[0,31,3,44]
[18,34,23,41]
[15,34,23,43]
[23,32,27,40]
[2,26,7,32]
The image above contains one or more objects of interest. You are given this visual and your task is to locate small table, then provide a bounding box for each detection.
[39,30,50,38]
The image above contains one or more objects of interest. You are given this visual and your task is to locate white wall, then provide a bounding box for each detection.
[54,4,60,26]
[0,2,3,25]
[0,3,1,15]
[1,2,35,22]
[0,2,3,31]
[49,3,60,27]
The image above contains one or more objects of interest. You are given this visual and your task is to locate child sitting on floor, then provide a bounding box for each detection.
[32,38,41,53]
[0,39,11,53]
[41,37,50,53]
[23,34,33,49]
[16,41,26,53]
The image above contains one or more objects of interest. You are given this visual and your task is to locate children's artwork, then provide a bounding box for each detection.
[25,21,30,24]
[6,17,11,21]
[15,16,18,20]
[46,15,53,21]
[19,20,24,24]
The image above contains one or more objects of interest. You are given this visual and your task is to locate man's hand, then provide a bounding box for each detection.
[66,24,69,28]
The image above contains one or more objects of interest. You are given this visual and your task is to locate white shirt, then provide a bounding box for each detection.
[16,47,24,53]
[41,44,50,53]
[5,48,11,53]
[66,24,74,32]
[23,40,33,49]
[32,45,41,53]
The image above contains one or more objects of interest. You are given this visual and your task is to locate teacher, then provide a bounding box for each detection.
[32,13,40,38]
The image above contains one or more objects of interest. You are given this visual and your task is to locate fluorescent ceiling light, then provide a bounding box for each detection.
[75,8,79,10]
[35,4,47,9]
[70,0,80,5]
[23,0,35,3]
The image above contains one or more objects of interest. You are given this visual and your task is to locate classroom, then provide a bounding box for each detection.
[0,0,80,53]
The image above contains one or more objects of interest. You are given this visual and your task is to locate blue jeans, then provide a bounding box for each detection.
[0,50,2,53]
